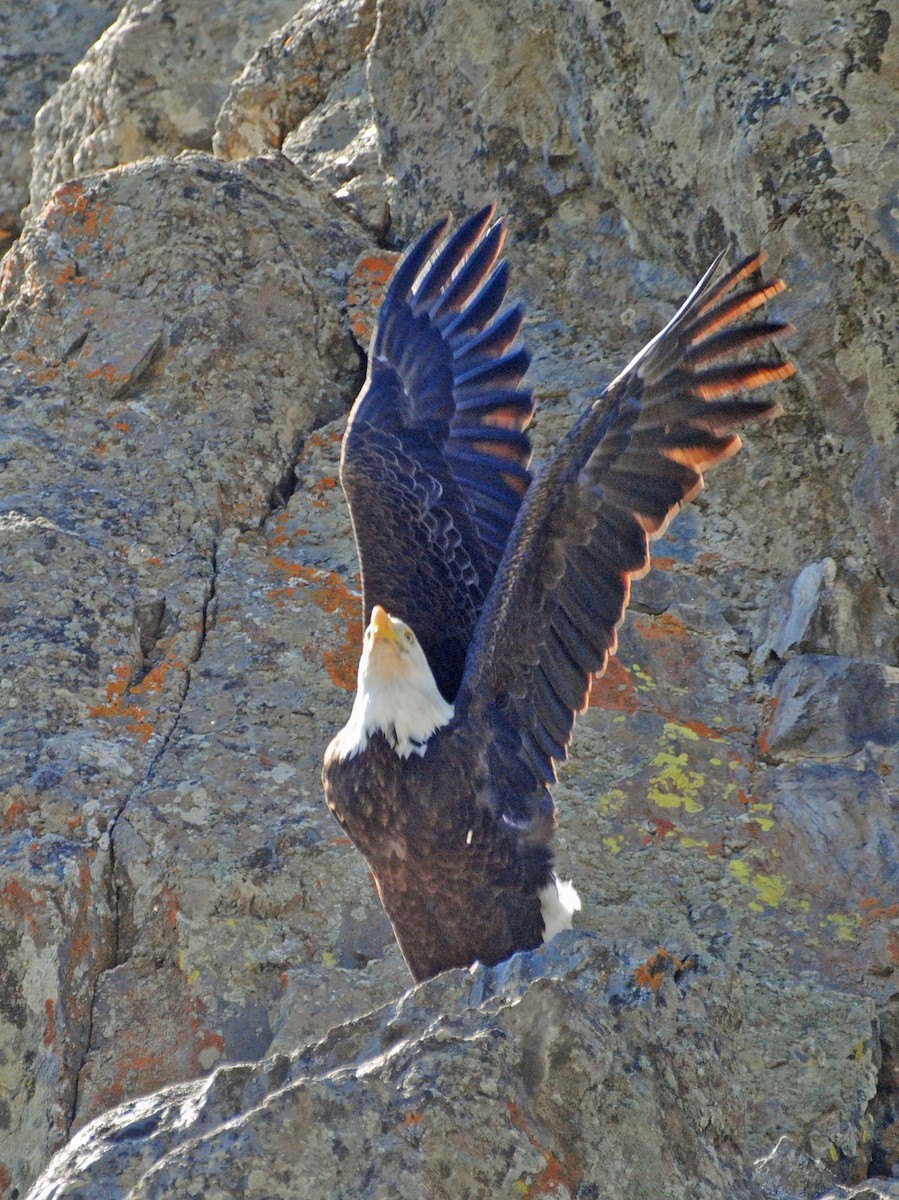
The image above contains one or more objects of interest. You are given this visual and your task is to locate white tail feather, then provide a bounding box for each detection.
[539,874,581,942]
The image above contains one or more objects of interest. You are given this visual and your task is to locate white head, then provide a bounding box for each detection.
[332,605,454,760]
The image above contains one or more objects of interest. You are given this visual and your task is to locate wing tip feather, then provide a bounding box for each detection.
[694,360,795,400]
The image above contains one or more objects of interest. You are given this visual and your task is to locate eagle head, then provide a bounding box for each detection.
[362,605,430,676]
[332,606,454,761]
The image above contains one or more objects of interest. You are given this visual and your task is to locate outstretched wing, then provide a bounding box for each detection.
[341,206,534,700]
[456,251,794,826]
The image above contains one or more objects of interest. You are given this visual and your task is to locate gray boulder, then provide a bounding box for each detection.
[0,0,121,247]
[28,0,303,217]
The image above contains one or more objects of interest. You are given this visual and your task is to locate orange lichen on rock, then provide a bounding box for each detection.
[346,250,400,345]
[157,883,180,932]
[298,428,343,457]
[2,792,33,830]
[642,817,677,845]
[507,1100,582,1197]
[54,262,86,287]
[89,654,187,742]
[89,663,153,741]
[83,364,119,385]
[131,658,186,697]
[633,947,691,992]
[757,695,779,755]
[671,715,729,740]
[634,612,688,640]
[1,879,43,939]
[860,899,899,923]
[86,1034,169,1118]
[630,612,713,697]
[42,998,57,1046]
[309,476,338,508]
[268,511,292,549]
[888,935,899,966]
[268,556,362,690]
[44,180,113,240]
[588,656,638,713]
[56,859,101,1029]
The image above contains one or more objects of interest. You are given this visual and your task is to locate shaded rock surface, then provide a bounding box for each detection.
[1,0,897,1197]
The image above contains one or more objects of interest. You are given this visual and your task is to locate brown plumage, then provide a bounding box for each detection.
[323,210,794,981]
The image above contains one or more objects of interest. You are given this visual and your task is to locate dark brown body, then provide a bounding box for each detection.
[323,728,551,981]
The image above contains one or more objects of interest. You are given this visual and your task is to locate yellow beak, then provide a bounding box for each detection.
[370,605,400,645]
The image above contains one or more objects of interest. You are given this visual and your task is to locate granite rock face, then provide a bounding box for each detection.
[28,0,303,218]
[1,0,897,1197]
[19,939,811,1200]
[0,150,371,1196]
[213,0,377,159]
[214,0,386,233]
[0,0,121,250]
[366,0,899,615]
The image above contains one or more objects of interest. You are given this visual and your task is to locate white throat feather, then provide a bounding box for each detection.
[332,611,454,761]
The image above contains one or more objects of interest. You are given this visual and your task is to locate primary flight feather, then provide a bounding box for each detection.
[323,206,794,982]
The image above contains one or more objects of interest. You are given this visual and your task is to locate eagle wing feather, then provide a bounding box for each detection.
[456,252,794,825]
[341,208,534,699]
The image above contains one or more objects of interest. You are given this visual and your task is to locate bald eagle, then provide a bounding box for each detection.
[323,206,794,982]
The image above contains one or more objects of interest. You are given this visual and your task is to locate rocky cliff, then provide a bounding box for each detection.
[1,1,897,1197]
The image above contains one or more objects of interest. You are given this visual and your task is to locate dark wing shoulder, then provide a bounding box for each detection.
[340,207,534,698]
[455,251,795,824]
